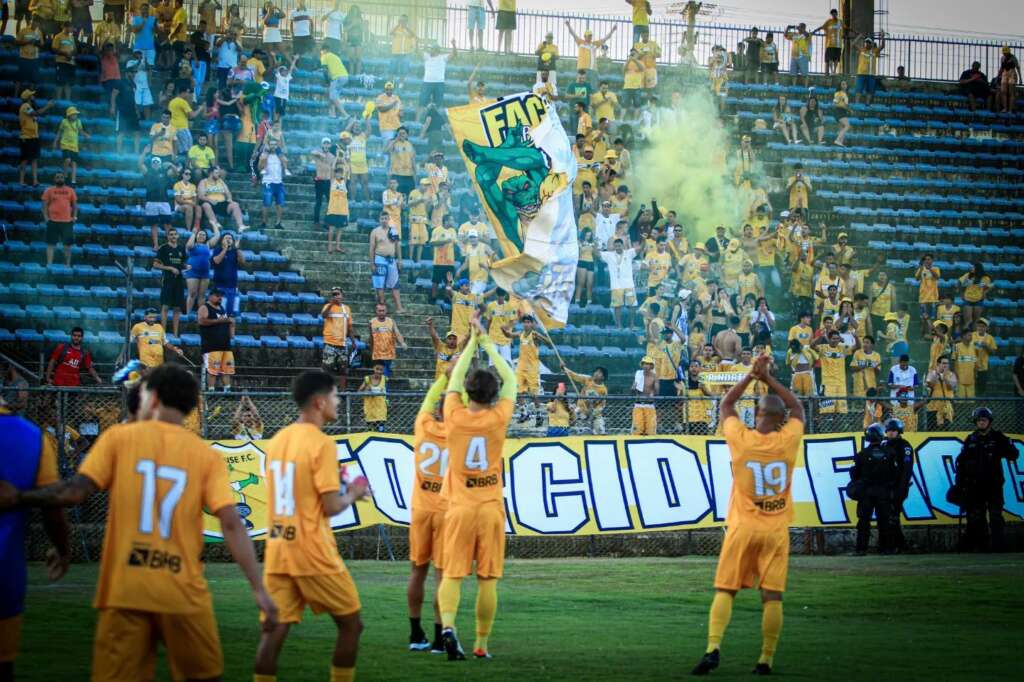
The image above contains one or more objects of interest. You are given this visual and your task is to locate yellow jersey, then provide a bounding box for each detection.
[973,333,997,372]
[78,421,234,613]
[389,140,415,177]
[954,341,977,385]
[916,266,940,304]
[264,423,350,576]
[645,250,672,287]
[131,321,166,367]
[722,416,804,532]
[850,349,881,396]
[869,280,894,316]
[413,412,449,513]
[360,375,388,422]
[548,400,572,428]
[450,291,482,340]
[382,189,404,226]
[322,303,352,347]
[890,402,919,433]
[787,324,813,348]
[465,243,492,283]
[327,178,349,216]
[431,226,457,266]
[486,300,518,345]
[856,46,881,75]
[960,274,991,303]
[790,261,814,297]
[433,338,459,380]
[819,343,852,389]
[936,303,959,327]
[374,93,401,131]
[370,317,397,360]
[517,330,541,374]
[441,392,514,507]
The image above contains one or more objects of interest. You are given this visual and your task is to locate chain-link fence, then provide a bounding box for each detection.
[14,387,1024,562]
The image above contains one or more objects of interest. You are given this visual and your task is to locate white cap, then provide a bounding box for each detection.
[467,229,479,238]
[780,210,791,218]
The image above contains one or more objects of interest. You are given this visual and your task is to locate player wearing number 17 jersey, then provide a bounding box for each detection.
[0,364,277,681]
[408,374,450,652]
[693,355,805,677]
[437,315,517,661]
[255,370,370,682]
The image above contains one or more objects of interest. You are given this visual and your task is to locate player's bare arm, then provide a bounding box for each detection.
[321,477,370,517]
[0,473,98,509]
[214,504,279,630]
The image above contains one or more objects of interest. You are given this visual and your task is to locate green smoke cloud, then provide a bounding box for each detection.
[631,88,760,242]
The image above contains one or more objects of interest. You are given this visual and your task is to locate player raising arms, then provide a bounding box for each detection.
[0,364,277,681]
[437,311,517,661]
[692,353,805,677]
[255,370,371,682]
[407,372,450,652]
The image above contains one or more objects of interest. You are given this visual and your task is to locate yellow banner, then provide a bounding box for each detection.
[202,432,1023,539]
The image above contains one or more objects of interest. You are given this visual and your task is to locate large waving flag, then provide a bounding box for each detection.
[448,92,579,327]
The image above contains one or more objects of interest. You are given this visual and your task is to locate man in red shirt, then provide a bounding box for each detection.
[42,171,78,267]
[45,327,101,386]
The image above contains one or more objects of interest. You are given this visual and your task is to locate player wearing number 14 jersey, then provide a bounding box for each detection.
[408,374,451,653]
[255,370,370,682]
[437,315,517,661]
[692,355,805,677]
[0,364,277,681]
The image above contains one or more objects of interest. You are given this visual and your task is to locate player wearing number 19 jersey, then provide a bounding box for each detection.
[408,374,450,652]
[437,319,517,661]
[693,355,805,677]
[255,370,369,682]
[0,365,276,682]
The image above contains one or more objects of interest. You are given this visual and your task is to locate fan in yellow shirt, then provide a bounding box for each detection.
[972,318,998,392]
[130,309,183,367]
[813,331,856,415]
[953,330,978,397]
[849,336,881,397]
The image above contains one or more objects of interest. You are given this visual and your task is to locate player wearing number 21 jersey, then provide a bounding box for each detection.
[693,355,805,677]
[0,365,276,682]
[408,374,451,652]
[437,318,517,661]
[256,370,370,682]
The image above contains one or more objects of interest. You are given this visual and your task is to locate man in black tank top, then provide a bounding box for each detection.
[198,289,235,390]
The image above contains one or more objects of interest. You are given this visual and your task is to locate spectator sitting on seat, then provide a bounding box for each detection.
[233,395,264,440]
[46,326,101,386]
[41,171,77,268]
[800,96,825,146]
[199,166,248,232]
[772,94,799,144]
[174,167,201,231]
[187,133,217,180]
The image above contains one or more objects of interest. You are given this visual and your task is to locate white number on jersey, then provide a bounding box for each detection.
[269,460,296,517]
[465,436,489,471]
[135,460,187,539]
[746,461,788,496]
[418,441,450,477]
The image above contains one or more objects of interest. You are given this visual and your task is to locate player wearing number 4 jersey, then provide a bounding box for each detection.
[437,312,517,661]
[408,374,451,653]
[0,364,277,682]
[255,370,371,682]
[692,354,805,677]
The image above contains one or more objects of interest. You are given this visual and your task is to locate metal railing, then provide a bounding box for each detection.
[213,1,1022,82]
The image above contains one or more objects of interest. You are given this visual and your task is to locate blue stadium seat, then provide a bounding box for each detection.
[262,336,289,349]
[15,329,44,343]
[287,335,315,349]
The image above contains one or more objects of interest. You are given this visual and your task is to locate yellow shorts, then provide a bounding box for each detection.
[265,571,362,624]
[516,369,540,395]
[91,604,222,682]
[791,371,814,396]
[0,615,22,663]
[409,222,429,245]
[643,69,658,88]
[956,383,975,398]
[203,350,235,376]
[409,508,447,567]
[819,381,847,414]
[714,526,790,593]
[632,405,657,435]
[441,503,506,579]
[610,288,637,308]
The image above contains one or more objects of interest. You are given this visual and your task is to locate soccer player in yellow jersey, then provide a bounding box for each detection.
[255,370,370,682]
[408,373,451,653]
[692,354,804,676]
[0,365,277,681]
[438,312,517,661]
[850,335,882,397]
[131,307,183,367]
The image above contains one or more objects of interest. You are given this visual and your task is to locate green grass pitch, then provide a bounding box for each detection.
[16,555,1022,680]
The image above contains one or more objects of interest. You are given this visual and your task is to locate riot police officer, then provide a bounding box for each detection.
[883,418,915,551]
[848,423,902,554]
[953,407,1019,552]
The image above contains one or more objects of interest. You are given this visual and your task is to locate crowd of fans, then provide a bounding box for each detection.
[4,3,1022,436]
